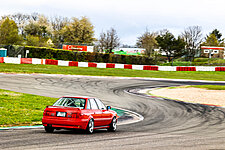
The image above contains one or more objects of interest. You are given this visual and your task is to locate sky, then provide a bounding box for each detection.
[0,0,225,45]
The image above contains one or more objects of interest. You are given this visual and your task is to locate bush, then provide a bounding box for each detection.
[2,45,156,65]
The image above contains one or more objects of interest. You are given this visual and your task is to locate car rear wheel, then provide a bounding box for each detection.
[44,126,54,133]
[86,119,94,134]
[108,117,117,132]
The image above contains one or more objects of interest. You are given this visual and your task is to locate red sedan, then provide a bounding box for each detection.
[42,96,118,133]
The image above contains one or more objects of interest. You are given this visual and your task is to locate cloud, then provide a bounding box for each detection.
[0,0,225,45]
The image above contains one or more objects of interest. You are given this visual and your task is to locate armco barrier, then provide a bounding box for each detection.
[4,57,20,64]
[58,60,69,66]
[69,61,78,67]
[32,58,43,65]
[215,67,225,71]
[158,66,177,71]
[1,57,224,72]
[124,64,132,69]
[115,64,124,69]
[143,66,159,71]
[88,62,97,68]
[106,63,115,68]
[176,67,196,71]
[96,63,106,68]
[0,57,4,63]
[78,62,88,67]
[132,65,143,70]
[45,59,58,65]
[21,58,32,64]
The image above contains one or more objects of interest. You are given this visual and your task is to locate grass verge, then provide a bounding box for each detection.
[0,63,225,81]
[167,85,225,90]
[0,89,57,127]
[187,85,225,90]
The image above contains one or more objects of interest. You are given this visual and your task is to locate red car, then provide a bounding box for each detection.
[42,96,118,134]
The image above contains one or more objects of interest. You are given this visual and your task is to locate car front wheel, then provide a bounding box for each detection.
[108,117,117,132]
[86,119,94,134]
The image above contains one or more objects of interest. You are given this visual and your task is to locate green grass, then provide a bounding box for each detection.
[161,58,225,66]
[188,85,225,90]
[0,89,57,127]
[167,85,225,90]
[0,63,225,81]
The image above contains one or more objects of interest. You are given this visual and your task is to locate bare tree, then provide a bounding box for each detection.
[50,16,69,47]
[182,26,203,61]
[136,30,158,57]
[98,28,120,53]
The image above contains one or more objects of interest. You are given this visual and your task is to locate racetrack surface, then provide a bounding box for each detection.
[1,73,225,149]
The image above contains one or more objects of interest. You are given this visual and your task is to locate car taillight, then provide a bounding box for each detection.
[67,113,76,118]
[76,113,81,118]
[66,113,81,118]
[44,111,55,116]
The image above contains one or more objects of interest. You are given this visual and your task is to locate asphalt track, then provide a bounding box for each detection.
[1,73,225,150]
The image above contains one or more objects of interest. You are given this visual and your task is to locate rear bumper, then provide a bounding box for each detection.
[42,117,88,130]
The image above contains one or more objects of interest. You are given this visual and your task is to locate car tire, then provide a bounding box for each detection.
[108,117,117,132]
[86,119,94,134]
[44,126,54,133]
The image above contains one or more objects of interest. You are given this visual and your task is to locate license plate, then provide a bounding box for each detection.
[56,112,66,117]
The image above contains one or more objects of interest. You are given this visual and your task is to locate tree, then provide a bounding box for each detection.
[211,29,223,43]
[97,28,120,53]
[156,30,185,62]
[136,30,158,57]
[181,26,203,61]
[10,13,30,36]
[63,16,95,44]
[50,16,68,48]
[202,34,219,46]
[26,35,40,46]
[0,17,21,45]
[202,29,224,47]
[24,14,51,47]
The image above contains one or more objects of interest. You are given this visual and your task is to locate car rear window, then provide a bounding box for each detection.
[53,97,86,109]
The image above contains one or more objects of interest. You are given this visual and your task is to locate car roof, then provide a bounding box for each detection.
[61,96,95,99]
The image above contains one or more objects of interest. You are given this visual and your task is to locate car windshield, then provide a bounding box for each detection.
[53,97,86,109]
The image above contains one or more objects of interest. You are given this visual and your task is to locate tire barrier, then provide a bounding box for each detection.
[143,66,159,71]
[88,62,97,68]
[106,63,115,68]
[215,67,225,71]
[0,57,4,63]
[0,57,224,72]
[69,61,78,67]
[45,59,58,65]
[124,64,132,69]
[21,58,32,64]
[176,67,196,71]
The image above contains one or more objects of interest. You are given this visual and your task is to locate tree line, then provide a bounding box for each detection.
[137,27,225,62]
[0,12,224,62]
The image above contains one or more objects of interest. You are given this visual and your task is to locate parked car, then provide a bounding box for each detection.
[42,96,118,133]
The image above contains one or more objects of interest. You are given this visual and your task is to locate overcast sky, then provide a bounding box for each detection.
[0,0,225,45]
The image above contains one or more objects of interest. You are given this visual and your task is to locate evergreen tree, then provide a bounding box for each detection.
[0,17,21,44]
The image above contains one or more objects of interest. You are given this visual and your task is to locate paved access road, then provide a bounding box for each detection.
[1,73,225,150]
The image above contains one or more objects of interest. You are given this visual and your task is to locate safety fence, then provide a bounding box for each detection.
[0,57,225,72]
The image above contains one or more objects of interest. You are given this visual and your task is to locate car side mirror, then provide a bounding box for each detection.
[107,106,111,110]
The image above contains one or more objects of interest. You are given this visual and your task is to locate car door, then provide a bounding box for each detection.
[95,98,112,125]
[89,98,102,127]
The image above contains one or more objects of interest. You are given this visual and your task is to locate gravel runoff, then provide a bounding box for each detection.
[149,87,225,107]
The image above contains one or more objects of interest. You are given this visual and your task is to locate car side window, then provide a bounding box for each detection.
[95,99,106,110]
[86,99,91,109]
[89,99,99,109]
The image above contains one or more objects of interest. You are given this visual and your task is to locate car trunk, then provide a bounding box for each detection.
[43,106,81,118]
